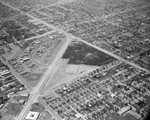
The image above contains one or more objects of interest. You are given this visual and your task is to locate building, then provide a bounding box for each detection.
[125,110,141,119]
[25,111,39,120]
[118,106,131,115]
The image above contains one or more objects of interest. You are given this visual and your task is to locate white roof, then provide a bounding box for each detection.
[25,111,39,120]
[118,106,130,115]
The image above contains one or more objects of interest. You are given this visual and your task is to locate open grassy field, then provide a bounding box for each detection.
[62,40,116,66]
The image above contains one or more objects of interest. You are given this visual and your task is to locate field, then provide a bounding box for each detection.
[62,40,116,66]
[43,40,117,92]
[3,44,22,60]
[0,0,150,120]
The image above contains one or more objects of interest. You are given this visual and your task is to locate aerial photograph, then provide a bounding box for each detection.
[0,0,150,120]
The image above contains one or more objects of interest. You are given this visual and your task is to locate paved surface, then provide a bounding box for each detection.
[15,34,71,120]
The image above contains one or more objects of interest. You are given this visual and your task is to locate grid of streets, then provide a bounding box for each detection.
[0,0,150,120]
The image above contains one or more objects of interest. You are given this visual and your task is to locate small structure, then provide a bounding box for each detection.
[118,106,131,115]
[20,92,29,97]
[125,110,141,119]
[25,111,39,120]
[19,99,25,104]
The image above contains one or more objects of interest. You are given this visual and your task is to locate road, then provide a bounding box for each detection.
[15,34,71,120]
[0,2,72,120]
[38,97,62,120]
[75,37,150,74]
[0,56,32,91]
[1,0,149,75]
[0,1,150,120]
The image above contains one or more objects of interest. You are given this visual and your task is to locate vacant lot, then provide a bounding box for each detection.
[62,41,115,66]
